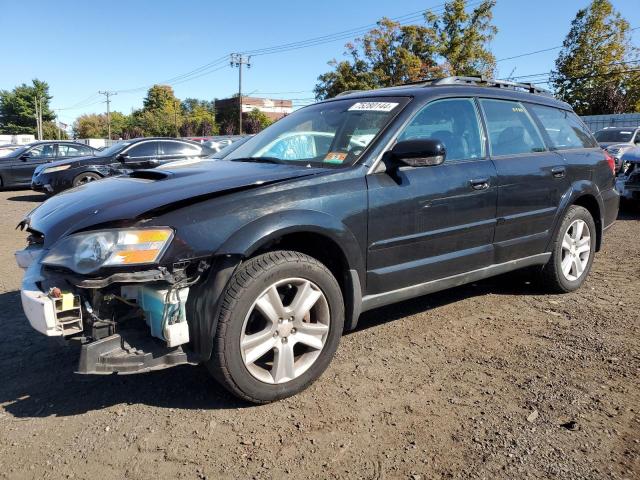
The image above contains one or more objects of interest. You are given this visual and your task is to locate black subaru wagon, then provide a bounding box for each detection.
[16,77,619,403]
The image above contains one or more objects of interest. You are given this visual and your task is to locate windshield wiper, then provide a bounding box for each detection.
[230,157,284,164]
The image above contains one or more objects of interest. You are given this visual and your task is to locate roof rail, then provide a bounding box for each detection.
[335,90,364,97]
[423,76,552,95]
[334,76,552,98]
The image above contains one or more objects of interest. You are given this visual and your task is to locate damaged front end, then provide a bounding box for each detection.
[16,227,211,375]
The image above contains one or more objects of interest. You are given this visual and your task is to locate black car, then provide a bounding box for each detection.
[31,137,212,194]
[16,77,619,403]
[0,141,97,188]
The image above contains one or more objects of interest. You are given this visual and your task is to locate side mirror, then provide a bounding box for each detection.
[388,139,446,168]
[119,153,130,162]
[20,153,32,161]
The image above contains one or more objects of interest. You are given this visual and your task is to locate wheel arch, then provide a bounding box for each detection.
[550,182,604,252]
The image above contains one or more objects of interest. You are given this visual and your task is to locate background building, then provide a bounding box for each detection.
[215,96,293,122]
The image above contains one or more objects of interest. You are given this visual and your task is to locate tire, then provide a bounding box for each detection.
[206,250,344,404]
[541,205,596,293]
[72,172,101,187]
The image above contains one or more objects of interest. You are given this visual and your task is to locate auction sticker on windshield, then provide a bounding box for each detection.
[348,102,399,112]
[324,152,347,163]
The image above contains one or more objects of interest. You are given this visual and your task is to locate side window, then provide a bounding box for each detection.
[81,145,95,155]
[397,98,484,161]
[159,141,201,156]
[529,105,597,149]
[58,144,88,157]
[26,144,55,160]
[127,142,157,158]
[635,130,640,145]
[480,99,546,156]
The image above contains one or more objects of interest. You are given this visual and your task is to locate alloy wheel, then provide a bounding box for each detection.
[240,278,330,384]
[560,219,591,282]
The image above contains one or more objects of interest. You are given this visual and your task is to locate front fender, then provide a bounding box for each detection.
[217,209,365,275]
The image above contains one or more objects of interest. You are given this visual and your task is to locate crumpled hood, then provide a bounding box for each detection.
[23,160,326,246]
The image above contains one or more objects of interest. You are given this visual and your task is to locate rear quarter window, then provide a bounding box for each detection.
[528,104,597,150]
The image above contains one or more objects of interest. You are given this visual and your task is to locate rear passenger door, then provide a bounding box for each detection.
[158,141,202,164]
[479,98,569,263]
[366,97,498,295]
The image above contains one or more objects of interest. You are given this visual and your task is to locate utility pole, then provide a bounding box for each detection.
[39,97,43,140]
[230,53,251,134]
[34,97,40,140]
[174,100,179,138]
[98,90,117,141]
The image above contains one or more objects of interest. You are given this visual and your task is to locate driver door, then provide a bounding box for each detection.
[121,141,159,169]
[12,143,56,184]
[366,97,498,295]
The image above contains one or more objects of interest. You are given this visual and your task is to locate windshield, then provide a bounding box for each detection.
[95,141,132,157]
[224,97,408,167]
[3,145,31,158]
[595,129,635,143]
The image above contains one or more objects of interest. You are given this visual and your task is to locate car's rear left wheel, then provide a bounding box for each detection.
[541,205,596,293]
[206,251,344,403]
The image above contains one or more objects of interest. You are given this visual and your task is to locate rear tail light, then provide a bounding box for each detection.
[604,151,616,175]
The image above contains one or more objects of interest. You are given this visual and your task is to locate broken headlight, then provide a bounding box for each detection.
[41,228,174,274]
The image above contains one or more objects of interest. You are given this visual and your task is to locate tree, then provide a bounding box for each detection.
[0,79,55,135]
[180,98,217,136]
[72,111,131,139]
[134,85,183,137]
[314,1,496,99]
[433,0,497,76]
[244,108,273,134]
[43,121,69,140]
[552,0,640,115]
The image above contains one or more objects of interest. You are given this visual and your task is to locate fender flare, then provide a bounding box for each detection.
[546,181,604,252]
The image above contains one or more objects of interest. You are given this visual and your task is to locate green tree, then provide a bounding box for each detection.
[314,1,496,99]
[180,98,217,136]
[244,108,273,134]
[0,79,54,135]
[135,85,183,136]
[552,0,640,115]
[72,111,131,139]
[433,0,497,76]
[43,121,69,140]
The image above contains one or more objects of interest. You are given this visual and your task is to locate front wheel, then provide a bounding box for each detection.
[72,172,101,187]
[206,251,344,403]
[541,205,596,293]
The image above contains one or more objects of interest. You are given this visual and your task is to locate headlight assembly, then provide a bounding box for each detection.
[42,228,174,274]
[42,164,71,174]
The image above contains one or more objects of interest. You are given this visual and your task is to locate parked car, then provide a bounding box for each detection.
[31,137,213,195]
[0,141,97,188]
[203,135,250,153]
[594,126,640,173]
[615,147,640,206]
[16,77,619,404]
[0,144,22,157]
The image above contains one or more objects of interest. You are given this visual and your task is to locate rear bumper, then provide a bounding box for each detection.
[600,187,620,229]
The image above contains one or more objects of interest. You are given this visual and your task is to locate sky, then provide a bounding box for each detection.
[1,0,639,127]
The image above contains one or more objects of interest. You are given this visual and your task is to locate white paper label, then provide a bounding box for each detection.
[348,102,399,112]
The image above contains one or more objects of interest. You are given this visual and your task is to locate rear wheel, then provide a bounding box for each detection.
[72,172,101,187]
[541,205,596,293]
[206,251,344,404]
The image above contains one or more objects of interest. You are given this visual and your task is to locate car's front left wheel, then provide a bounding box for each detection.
[206,251,344,404]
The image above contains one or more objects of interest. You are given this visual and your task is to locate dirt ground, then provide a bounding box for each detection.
[0,189,638,480]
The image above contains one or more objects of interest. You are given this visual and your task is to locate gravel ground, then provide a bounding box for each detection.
[0,189,638,480]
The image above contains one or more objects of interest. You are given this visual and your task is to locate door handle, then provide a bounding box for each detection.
[470,178,490,190]
[551,166,566,178]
